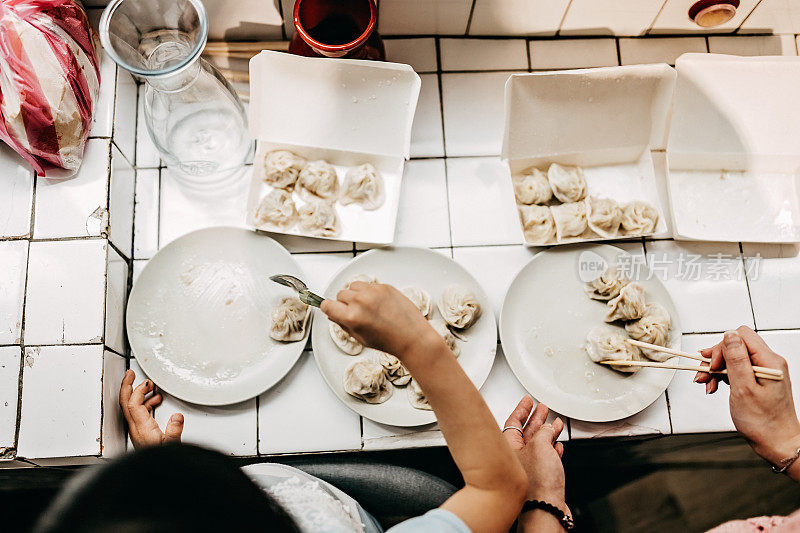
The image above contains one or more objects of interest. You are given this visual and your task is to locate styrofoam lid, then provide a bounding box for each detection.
[501,64,676,161]
[249,51,421,159]
[668,53,800,170]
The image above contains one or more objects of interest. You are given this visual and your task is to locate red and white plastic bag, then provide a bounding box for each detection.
[0,0,100,177]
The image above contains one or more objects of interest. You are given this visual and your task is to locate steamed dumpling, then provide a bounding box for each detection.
[263,150,306,189]
[269,296,310,342]
[437,284,481,330]
[620,201,659,236]
[343,274,378,290]
[625,302,672,362]
[429,319,460,357]
[551,202,588,242]
[343,360,392,404]
[605,283,646,323]
[513,168,552,205]
[519,205,556,244]
[586,197,622,239]
[402,286,432,318]
[548,163,586,203]
[407,379,432,410]
[341,163,384,210]
[298,200,340,237]
[253,189,298,231]
[297,160,339,202]
[585,325,642,373]
[330,321,363,355]
[585,266,629,301]
[379,352,411,386]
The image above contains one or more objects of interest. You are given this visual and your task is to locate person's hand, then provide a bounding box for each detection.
[503,397,567,509]
[120,369,184,449]
[320,281,439,357]
[695,327,800,474]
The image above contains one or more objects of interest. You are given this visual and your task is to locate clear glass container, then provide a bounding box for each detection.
[99,0,252,187]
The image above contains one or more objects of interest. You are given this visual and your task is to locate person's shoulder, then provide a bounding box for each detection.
[387,509,471,533]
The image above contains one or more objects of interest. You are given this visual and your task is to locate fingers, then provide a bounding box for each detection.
[504,396,534,432]
[336,289,358,304]
[523,403,549,441]
[551,417,565,443]
[163,413,184,443]
[320,299,349,324]
[721,330,756,388]
[555,442,565,458]
[129,380,157,426]
[144,394,163,411]
[735,325,771,354]
[119,369,135,419]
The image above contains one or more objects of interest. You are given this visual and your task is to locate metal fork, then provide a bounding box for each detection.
[269,274,325,308]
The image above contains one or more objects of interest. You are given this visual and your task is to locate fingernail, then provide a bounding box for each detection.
[705,382,712,394]
[724,331,742,347]
[693,375,700,383]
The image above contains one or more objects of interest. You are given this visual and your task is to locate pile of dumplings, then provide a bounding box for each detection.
[336,276,481,410]
[514,163,660,245]
[253,150,386,238]
[583,266,672,373]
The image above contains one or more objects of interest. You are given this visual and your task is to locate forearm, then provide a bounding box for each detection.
[517,510,565,533]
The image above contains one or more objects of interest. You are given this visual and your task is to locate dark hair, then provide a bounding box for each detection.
[34,444,300,533]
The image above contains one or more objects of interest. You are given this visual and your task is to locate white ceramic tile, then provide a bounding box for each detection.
[452,245,539,320]
[651,151,674,228]
[387,159,450,248]
[204,0,283,40]
[90,54,117,138]
[740,0,800,34]
[480,347,568,440]
[154,393,257,456]
[530,38,619,70]
[18,345,103,458]
[0,241,27,345]
[571,393,671,438]
[132,259,148,283]
[441,72,512,156]
[105,245,128,355]
[24,240,107,345]
[384,38,438,72]
[619,37,707,65]
[759,331,800,412]
[34,138,111,239]
[0,346,20,449]
[469,0,571,36]
[440,39,529,71]
[742,244,800,331]
[101,350,127,457]
[379,0,472,35]
[293,252,353,293]
[258,351,361,454]
[113,69,137,164]
[650,0,760,34]
[560,0,666,36]
[708,35,797,56]
[135,85,161,168]
[133,168,160,259]
[643,240,754,333]
[0,143,34,238]
[109,145,135,258]
[410,74,444,158]
[668,333,735,433]
[446,157,523,246]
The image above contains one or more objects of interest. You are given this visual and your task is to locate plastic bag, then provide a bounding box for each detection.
[0,0,100,176]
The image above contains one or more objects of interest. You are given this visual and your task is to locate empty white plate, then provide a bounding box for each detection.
[311,247,498,427]
[127,227,309,406]
[500,244,681,422]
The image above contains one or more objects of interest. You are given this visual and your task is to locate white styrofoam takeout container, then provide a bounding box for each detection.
[501,64,677,246]
[667,53,800,243]
[247,51,421,244]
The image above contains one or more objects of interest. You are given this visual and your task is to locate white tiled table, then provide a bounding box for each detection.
[3,35,800,464]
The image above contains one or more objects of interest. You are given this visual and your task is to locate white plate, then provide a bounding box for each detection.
[500,244,681,422]
[126,227,309,406]
[311,247,497,426]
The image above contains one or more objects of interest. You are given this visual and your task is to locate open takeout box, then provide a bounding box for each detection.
[501,64,676,245]
[247,51,421,244]
[667,53,800,243]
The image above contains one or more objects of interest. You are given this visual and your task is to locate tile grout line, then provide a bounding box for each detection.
[644,0,670,35]
[739,242,759,330]
[555,0,575,37]
[12,238,32,457]
[464,0,477,36]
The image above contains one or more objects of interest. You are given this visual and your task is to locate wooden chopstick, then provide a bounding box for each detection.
[205,41,289,52]
[626,338,783,378]
[598,359,783,381]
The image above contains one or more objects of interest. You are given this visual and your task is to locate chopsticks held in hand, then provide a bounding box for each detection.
[598,339,784,381]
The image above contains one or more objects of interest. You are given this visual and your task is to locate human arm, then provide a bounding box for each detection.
[120,369,184,449]
[694,326,800,481]
[321,282,528,533]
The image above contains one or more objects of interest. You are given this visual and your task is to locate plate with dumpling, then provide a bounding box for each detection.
[500,243,681,422]
[311,247,497,426]
[127,227,312,406]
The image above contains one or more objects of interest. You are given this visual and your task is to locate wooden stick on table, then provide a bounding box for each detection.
[598,359,784,381]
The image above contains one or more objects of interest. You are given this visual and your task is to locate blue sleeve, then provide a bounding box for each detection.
[387,509,471,533]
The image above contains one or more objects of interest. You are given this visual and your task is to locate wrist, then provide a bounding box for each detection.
[758,431,800,467]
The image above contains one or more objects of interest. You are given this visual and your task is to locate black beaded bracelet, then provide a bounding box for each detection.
[522,500,575,531]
